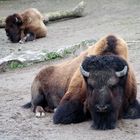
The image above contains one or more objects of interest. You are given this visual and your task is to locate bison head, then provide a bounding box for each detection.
[5,13,23,43]
[80,55,128,130]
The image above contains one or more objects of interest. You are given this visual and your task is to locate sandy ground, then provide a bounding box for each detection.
[0,0,140,139]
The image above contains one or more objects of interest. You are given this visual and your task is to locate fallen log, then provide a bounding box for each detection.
[0,38,96,72]
[0,1,86,28]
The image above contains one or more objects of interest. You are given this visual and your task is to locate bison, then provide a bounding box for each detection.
[23,35,140,129]
[5,8,47,43]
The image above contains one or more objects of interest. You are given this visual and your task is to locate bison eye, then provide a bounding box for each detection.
[10,24,14,28]
[88,84,95,91]
[110,84,117,90]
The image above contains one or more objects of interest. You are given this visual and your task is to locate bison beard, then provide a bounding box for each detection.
[23,35,140,130]
[5,8,47,43]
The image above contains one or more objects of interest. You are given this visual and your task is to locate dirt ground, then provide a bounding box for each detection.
[0,0,140,140]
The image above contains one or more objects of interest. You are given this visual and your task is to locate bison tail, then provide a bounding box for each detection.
[22,102,32,109]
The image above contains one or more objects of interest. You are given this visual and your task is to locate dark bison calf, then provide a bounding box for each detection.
[23,35,140,130]
[5,8,47,43]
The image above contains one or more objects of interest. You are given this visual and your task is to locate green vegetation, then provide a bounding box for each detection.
[8,61,26,69]
[46,52,63,60]
[42,47,75,61]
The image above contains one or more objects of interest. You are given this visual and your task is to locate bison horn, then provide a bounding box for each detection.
[15,17,19,23]
[80,65,89,77]
[115,66,128,77]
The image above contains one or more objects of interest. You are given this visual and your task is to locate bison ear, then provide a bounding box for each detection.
[13,14,23,26]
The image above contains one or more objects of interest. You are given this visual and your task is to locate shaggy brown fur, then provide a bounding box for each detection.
[60,35,136,105]
[5,8,47,43]
[23,35,138,126]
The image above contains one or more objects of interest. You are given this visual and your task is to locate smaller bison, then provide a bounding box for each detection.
[5,8,47,43]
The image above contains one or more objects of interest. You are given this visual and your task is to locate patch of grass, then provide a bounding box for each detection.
[63,48,73,55]
[46,51,63,60]
[42,48,74,61]
[8,61,26,69]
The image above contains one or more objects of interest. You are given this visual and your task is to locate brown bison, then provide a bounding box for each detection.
[5,8,47,43]
[23,35,140,130]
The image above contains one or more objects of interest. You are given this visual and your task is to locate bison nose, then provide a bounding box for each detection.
[95,105,109,112]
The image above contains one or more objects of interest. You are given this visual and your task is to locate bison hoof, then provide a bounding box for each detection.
[19,40,25,44]
[54,108,57,112]
[35,112,45,118]
[35,106,46,118]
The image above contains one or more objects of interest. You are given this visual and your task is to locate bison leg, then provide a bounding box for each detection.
[123,99,140,119]
[31,92,47,118]
[25,32,36,42]
[35,106,45,118]
[19,32,36,43]
[53,100,86,124]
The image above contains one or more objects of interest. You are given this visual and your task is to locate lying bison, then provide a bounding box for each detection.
[5,8,47,43]
[23,35,140,130]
